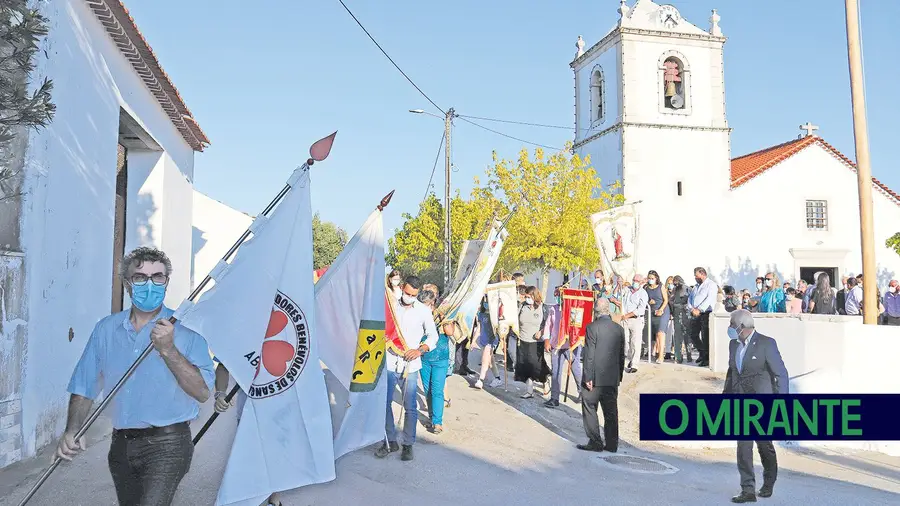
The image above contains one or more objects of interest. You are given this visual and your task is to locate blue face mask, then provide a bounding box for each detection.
[727,327,740,340]
[130,282,167,312]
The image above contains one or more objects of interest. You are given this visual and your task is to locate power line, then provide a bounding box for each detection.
[458,117,563,151]
[335,0,444,115]
[457,114,574,131]
[423,130,445,201]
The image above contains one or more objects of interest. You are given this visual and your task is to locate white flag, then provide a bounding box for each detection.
[314,206,388,458]
[175,168,335,506]
[590,203,639,282]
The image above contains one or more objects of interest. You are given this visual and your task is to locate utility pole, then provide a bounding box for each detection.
[844,0,877,324]
[444,107,455,292]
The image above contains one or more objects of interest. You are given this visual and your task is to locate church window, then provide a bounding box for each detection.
[805,200,828,230]
[590,66,605,124]
[663,57,686,110]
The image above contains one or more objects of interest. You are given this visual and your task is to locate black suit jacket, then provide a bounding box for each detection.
[582,317,626,387]
[723,332,789,395]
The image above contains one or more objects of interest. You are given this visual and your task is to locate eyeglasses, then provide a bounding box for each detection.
[129,273,169,286]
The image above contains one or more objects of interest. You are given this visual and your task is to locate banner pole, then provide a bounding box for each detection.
[17,131,337,506]
[502,333,508,392]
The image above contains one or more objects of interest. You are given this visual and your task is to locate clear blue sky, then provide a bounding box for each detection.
[127,0,898,237]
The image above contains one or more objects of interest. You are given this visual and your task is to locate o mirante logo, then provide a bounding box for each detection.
[243,291,310,399]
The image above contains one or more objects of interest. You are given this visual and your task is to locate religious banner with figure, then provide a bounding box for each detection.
[558,288,593,349]
[590,203,639,282]
[485,280,519,342]
[436,220,509,343]
[449,240,485,294]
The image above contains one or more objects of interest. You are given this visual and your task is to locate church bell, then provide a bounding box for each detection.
[665,80,676,97]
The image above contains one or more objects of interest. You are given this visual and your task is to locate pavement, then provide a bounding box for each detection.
[2,353,899,506]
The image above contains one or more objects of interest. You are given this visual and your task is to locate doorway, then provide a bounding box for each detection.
[111,142,128,313]
[799,267,838,287]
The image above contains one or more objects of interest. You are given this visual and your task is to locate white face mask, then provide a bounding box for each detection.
[391,278,401,287]
[756,283,762,290]
[765,279,773,288]
[524,297,534,305]
[889,286,897,294]
[401,294,416,305]
[594,278,602,286]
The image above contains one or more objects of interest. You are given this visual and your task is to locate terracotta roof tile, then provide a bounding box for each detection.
[730,135,899,206]
[85,0,209,151]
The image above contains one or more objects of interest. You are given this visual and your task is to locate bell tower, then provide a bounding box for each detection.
[571,0,731,276]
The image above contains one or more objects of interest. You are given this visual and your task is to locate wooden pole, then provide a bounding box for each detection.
[844,0,878,324]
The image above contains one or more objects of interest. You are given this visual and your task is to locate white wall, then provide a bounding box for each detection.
[192,191,253,293]
[724,144,900,289]
[708,312,900,456]
[14,0,196,459]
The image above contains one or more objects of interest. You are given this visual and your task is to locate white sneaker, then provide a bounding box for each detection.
[474,379,484,389]
[489,377,502,388]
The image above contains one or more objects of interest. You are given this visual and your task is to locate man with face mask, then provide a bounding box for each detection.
[884,280,900,326]
[619,274,649,373]
[723,310,788,503]
[59,247,215,505]
[686,267,717,367]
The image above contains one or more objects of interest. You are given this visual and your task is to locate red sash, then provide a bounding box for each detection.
[385,288,408,354]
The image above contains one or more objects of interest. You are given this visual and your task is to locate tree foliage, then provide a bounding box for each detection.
[1,1,55,199]
[388,143,623,293]
[312,213,348,270]
[887,233,900,257]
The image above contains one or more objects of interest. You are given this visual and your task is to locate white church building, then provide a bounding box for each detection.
[571,0,900,290]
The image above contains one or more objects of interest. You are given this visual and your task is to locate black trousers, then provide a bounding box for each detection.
[690,312,710,362]
[108,425,193,506]
[454,339,471,373]
[884,315,900,326]
[672,310,689,362]
[581,385,619,451]
[737,440,777,493]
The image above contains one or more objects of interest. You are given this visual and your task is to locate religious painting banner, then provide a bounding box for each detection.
[449,240,485,295]
[559,288,593,349]
[590,203,639,282]
[437,220,509,343]
[485,280,519,341]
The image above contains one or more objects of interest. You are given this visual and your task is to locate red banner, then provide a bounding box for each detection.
[384,287,408,354]
[559,288,594,349]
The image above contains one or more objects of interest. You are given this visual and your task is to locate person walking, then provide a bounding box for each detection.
[724,310,789,503]
[59,247,215,506]
[669,275,691,364]
[474,296,503,389]
[375,276,439,462]
[577,299,625,453]
[514,286,551,399]
[687,267,717,367]
[620,273,649,373]
[544,287,583,407]
[421,320,454,434]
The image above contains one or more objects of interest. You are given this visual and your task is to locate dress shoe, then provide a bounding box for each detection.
[543,399,560,408]
[400,445,414,461]
[758,485,773,498]
[731,491,757,503]
[576,442,604,452]
[375,441,399,458]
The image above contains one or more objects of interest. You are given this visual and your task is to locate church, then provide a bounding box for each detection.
[571,0,900,290]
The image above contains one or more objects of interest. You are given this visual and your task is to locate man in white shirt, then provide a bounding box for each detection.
[376,276,439,462]
[844,277,863,316]
[620,274,648,373]
[687,267,718,367]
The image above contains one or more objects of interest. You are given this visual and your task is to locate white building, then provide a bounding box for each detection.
[0,0,207,468]
[571,0,900,288]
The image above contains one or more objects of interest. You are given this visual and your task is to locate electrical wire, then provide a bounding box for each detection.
[335,0,445,115]
[458,117,563,151]
[423,131,445,201]
[457,114,581,131]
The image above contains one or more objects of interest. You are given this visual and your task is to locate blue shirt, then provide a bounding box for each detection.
[687,278,718,313]
[67,307,216,429]
[422,332,451,364]
[759,289,786,313]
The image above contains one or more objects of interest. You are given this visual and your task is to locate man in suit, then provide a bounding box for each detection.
[578,298,625,453]
[723,310,789,503]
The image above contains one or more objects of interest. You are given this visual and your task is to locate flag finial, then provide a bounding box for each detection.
[378,190,395,211]
[308,131,338,165]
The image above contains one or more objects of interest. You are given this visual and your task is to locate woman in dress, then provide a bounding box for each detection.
[645,270,670,363]
[515,286,551,399]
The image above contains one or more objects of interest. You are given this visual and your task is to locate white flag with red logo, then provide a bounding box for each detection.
[315,203,387,458]
[175,168,335,506]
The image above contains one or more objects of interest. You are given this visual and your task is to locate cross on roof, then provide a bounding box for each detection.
[800,122,819,137]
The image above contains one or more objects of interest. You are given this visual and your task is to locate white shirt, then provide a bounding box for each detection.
[845,286,863,315]
[386,299,439,374]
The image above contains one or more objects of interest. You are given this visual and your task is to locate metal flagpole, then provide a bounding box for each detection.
[16,133,337,506]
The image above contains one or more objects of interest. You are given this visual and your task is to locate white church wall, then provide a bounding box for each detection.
[708,312,900,456]
[12,0,197,462]
[192,191,254,296]
[723,144,900,290]
[577,130,622,193]
[574,41,621,142]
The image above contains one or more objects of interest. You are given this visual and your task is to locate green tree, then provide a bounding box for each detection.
[887,233,900,257]
[1,1,55,200]
[312,213,348,270]
[386,192,498,293]
[477,144,623,296]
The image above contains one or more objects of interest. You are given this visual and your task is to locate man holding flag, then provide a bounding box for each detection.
[377,275,439,462]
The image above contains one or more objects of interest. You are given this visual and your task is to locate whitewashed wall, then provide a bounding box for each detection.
[12,0,196,461]
[192,191,253,293]
[709,312,900,456]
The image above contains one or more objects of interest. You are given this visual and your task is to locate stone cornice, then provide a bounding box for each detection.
[571,26,726,71]
[573,121,731,150]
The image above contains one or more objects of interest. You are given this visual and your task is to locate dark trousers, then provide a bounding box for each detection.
[737,440,777,493]
[454,339,471,373]
[672,310,689,362]
[107,425,193,506]
[580,385,619,451]
[884,315,900,326]
[690,312,710,362]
